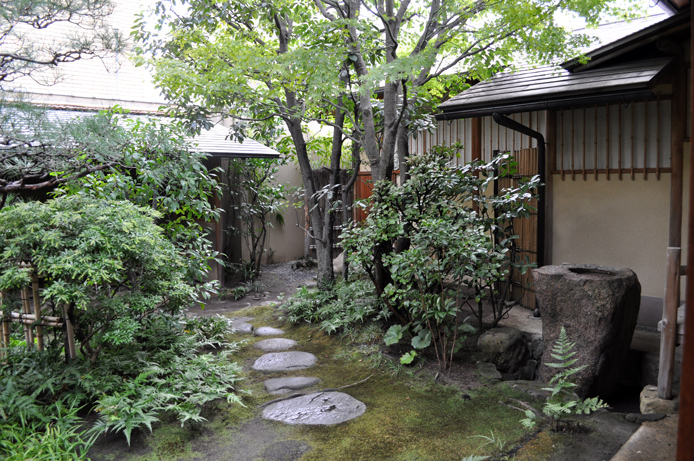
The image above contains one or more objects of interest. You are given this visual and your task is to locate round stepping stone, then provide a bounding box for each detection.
[228,316,254,333]
[262,391,366,425]
[254,326,285,336]
[252,352,317,373]
[254,338,298,352]
[264,377,321,395]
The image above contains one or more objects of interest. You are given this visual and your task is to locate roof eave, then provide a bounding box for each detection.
[563,10,690,72]
[435,90,655,120]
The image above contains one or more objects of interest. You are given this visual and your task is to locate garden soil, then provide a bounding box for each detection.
[87,262,643,461]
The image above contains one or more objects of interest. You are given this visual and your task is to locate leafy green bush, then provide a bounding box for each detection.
[286,279,389,334]
[0,314,244,454]
[55,112,223,283]
[0,196,196,362]
[342,146,540,370]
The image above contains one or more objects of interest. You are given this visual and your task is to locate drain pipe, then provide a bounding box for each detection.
[492,113,546,315]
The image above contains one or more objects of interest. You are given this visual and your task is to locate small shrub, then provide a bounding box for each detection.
[285,279,389,334]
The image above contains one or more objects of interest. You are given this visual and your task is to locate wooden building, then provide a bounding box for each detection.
[425,11,690,326]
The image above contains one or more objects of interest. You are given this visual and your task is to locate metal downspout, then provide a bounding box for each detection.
[491,112,546,288]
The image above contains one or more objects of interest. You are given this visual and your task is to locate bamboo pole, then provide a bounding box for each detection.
[631,103,635,180]
[583,107,587,180]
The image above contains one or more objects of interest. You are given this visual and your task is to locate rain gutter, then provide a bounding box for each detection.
[492,112,546,274]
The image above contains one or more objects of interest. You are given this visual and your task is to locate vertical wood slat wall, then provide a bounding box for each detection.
[410,101,672,180]
[410,113,543,165]
[554,99,672,178]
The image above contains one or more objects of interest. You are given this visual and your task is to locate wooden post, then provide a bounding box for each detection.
[20,287,34,348]
[61,303,76,361]
[658,247,681,399]
[677,12,694,458]
[31,271,43,351]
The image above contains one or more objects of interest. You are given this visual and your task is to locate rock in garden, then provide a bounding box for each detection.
[263,440,312,461]
[477,327,529,374]
[254,338,298,352]
[252,352,317,373]
[229,317,254,334]
[640,385,679,414]
[255,326,285,336]
[264,377,322,394]
[533,264,640,398]
[476,362,502,384]
[262,391,366,425]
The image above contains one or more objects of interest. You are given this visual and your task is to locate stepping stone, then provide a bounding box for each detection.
[252,352,317,373]
[263,440,312,461]
[229,317,254,334]
[264,377,321,395]
[262,391,366,425]
[254,338,298,352]
[255,326,285,336]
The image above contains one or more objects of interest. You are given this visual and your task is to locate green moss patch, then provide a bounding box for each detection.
[94,304,538,460]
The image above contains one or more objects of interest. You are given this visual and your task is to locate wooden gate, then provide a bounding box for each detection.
[497,148,539,310]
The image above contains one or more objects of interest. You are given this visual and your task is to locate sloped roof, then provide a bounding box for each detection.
[437,11,687,120]
[190,124,280,159]
[42,110,279,158]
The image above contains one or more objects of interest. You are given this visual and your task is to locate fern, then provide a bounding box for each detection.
[520,327,608,431]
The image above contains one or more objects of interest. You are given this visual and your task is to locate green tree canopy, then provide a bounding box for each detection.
[137,0,639,284]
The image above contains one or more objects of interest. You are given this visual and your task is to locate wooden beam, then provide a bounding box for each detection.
[471,117,482,163]
[677,13,694,459]
[670,59,686,248]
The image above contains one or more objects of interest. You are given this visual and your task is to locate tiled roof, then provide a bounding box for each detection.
[437,11,686,119]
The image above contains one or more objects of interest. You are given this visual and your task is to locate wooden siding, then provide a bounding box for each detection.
[554,99,672,179]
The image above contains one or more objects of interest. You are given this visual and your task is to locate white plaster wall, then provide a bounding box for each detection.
[550,166,688,298]
[240,161,306,265]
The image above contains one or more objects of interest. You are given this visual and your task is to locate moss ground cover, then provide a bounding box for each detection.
[91,304,536,460]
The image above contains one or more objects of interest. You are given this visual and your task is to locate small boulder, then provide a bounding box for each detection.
[640,385,679,414]
[476,362,502,385]
[477,327,530,374]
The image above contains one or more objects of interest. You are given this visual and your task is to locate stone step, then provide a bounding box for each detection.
[229,317,254,334]
[252,352,317,373]
[264,377,321,395]
[254,326,285,336]
[262,391,366,425]
[254,338,298,352]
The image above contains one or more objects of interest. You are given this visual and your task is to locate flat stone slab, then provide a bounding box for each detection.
[254,338,298,352]
[255,326,285,336]
[228,317,254,334]
[252,352,317,373]
[262,391,366,425]
[264,377,321,395]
